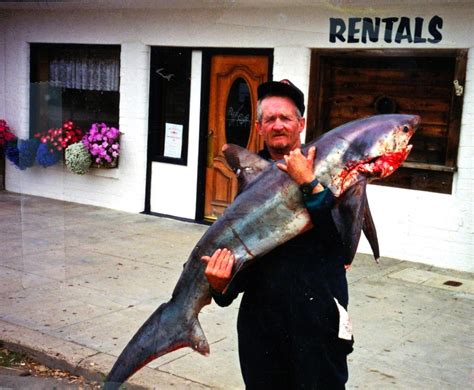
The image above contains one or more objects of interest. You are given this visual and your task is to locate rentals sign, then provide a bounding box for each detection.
[329,16,443,44]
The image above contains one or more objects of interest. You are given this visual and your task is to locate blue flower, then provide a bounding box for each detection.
[36,142,61,167]
[17,139,40,170]
[5,140,20,167]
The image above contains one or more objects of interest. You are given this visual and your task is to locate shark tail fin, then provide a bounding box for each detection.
[104,300,209,389]
[222,143,271,194]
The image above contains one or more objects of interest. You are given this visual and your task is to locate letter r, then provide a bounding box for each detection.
[330,18,346,43]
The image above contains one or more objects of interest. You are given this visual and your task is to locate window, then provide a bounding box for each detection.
[30,44,120,136]
[148,47,192,165]
[307,49,466,194]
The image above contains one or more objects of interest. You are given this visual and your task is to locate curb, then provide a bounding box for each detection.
[0,320,210,389]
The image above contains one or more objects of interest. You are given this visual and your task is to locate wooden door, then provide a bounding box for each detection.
[204,55,269,221]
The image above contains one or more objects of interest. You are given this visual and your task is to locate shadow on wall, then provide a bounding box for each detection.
[0,153,4,190]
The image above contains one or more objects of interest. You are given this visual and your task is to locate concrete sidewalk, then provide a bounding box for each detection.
[0,191,472,389]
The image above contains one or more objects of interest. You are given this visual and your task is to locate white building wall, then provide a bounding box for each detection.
[273,46,312,130]
[1,4,473,271]
[0,13,5,120]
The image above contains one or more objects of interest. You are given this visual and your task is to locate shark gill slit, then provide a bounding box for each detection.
[229,225,254,258]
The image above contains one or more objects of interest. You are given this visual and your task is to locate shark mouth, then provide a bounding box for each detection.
[337,145,413,196]
[358,145,413,178]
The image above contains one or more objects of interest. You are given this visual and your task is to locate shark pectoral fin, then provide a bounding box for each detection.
[362,195,380,262]
[332,178,367,265]
[222,144,271,193]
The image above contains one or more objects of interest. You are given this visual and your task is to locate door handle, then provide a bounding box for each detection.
[453,80,464,97]
[207,130,214,167]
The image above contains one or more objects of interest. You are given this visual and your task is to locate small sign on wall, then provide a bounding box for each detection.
[164,123,184,159]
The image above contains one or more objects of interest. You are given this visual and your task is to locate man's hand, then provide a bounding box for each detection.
[201,248,235,293]
[277,146,324,193]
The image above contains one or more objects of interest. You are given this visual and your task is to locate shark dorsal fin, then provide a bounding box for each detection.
[222,144,271,193]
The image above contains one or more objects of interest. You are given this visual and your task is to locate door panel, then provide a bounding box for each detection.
[204,55,269,221]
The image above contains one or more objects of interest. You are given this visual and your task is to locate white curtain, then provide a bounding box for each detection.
[49,48,120,92]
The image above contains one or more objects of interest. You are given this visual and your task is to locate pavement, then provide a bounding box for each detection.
[0,190,473,389]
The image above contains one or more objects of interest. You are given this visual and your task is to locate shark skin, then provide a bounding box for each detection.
[104,114,419,388]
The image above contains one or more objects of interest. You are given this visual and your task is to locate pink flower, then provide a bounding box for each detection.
[32,121,83,153]
[84,122,121,166]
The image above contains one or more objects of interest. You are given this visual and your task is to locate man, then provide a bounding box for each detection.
[202,80,353,389]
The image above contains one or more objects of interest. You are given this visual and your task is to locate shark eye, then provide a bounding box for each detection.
[403,125,410,133]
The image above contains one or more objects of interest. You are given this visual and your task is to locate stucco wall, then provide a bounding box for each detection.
[1,4,473,271]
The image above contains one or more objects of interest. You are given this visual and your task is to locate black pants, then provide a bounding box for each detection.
[237,288,353,390]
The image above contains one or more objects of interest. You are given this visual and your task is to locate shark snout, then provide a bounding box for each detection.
[410,115,421,130]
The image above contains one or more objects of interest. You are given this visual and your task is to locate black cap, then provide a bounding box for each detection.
[257,79,305,116]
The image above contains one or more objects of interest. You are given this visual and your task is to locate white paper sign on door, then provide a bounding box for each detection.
[164,123,183,158]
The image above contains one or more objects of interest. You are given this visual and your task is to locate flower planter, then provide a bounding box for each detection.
[90,158,119,169]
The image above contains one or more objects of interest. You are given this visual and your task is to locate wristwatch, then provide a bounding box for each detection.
[299,178,320,195]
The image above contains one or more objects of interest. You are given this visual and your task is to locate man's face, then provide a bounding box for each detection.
[256,96,305,157]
